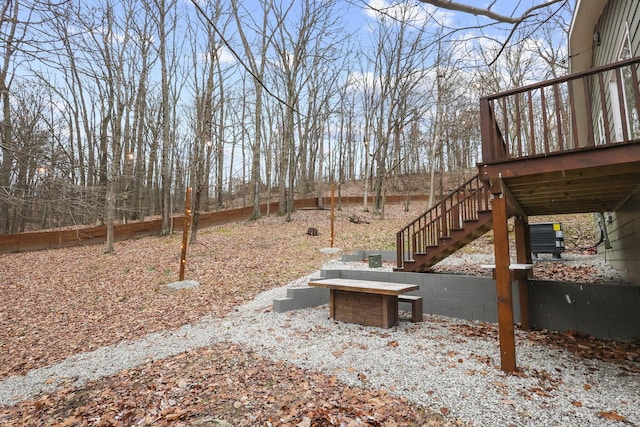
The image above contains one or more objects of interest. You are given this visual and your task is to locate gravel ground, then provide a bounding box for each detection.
[431,251,627,285]
[1,259,638,426]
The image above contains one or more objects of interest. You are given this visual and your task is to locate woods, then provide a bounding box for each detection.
[0,0,572,237]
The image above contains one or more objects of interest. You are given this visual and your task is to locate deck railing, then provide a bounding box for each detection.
[481,56,640,163]
[396,174,491,269]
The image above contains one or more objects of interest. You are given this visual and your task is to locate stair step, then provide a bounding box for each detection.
[396,173,496,272]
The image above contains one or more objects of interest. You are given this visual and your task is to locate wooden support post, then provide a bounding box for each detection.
[330,184,335,248]
[514,216,532,331]
[179,187,192,281]
[491,193,517,372]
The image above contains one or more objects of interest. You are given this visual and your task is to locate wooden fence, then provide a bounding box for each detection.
[0,195,428,254]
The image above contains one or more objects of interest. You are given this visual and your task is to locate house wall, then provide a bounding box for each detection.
[592,1,640,67]
[590,1,640,144]
[589,1,640,283]
[604,195,640,284]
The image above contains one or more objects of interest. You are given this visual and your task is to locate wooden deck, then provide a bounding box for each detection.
[477,57,640,372]
[480,142,640,216]
[395,57,640,371]
[480,56,640,217]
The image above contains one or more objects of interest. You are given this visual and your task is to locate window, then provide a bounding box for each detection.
[610,22,639,141]
[597,110,606,145]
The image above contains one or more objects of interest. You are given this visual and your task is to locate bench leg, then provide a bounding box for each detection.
[411,298,423,322]
[399,296,423,322]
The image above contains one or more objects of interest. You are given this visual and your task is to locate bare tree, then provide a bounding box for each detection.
[364,3,436,216]
[525,1,573,79]
[0,0,573,238]
[129,10,157,222]
[188,0,233,243]
[268,0,345,220]
[415,0,569,66]
[0,0,45,232]
[231,0,276,220]
[416,0,566,24]
[0,0,23,232]
[155,0,177,236]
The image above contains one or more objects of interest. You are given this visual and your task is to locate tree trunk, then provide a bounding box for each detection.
[0,1,19,233]
[159,0,172,235]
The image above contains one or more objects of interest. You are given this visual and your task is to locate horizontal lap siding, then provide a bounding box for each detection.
[592,1,640,285]
[593,1,639,140]
[606,195,640,284]
[594,1,639,66]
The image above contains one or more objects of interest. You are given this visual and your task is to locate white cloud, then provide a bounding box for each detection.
[199,44,236,65]
[346,71,379,91]
[217,45,235,64]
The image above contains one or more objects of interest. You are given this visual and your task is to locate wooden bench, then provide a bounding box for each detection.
[308,278,419,328]
[398,294,423,322]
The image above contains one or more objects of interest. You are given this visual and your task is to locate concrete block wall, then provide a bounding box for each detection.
[272,284,329,312]
[273,269,640,340]
[321,269,519,323]
[529,280,640,340]
[339,249,397,263]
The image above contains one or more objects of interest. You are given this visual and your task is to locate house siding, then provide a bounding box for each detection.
[593,1,640,67]
[591,1,640,142]
[605,195,640,284]
[590,1,640,285]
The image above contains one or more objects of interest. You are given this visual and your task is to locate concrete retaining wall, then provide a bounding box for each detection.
[529,280,640,340]
[273,270,640,340]
[320,269,513,323]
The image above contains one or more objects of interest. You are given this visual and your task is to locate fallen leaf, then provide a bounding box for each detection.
[597,410,626,421]
[165,408,186,421]
[297,417,311,427]
[58,416,81,427]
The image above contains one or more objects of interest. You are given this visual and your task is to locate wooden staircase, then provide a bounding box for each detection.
[396,174,494,272]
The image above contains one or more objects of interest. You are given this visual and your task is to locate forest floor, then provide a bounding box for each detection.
[0,203,637,426]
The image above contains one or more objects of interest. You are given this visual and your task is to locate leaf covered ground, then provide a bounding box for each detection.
[0,204,636,425]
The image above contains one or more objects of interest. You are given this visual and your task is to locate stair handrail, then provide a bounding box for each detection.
[396,174,491,270]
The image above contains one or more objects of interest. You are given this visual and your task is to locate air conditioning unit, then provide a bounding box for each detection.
[530,222,565,259]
